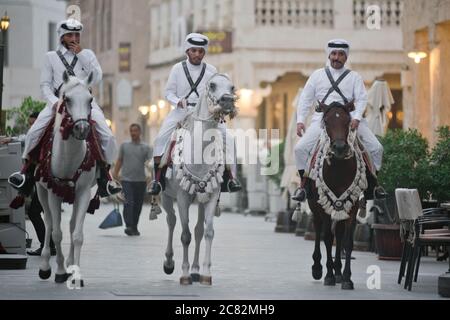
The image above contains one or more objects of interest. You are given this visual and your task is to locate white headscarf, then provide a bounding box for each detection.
[326,39,350,58]
[57,19,83,39]
[184,33,209,53]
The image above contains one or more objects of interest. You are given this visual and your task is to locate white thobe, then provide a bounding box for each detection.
[294,66,383,171]
[23,45,117,164]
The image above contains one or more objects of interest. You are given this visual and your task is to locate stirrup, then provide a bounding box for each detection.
[106,180,122,196]
[227,179,242,193]
[8,172,26,189]
[148,180,162,195]
[292,187,306,202]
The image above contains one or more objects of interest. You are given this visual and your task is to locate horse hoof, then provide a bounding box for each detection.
[191,273,201,282]
[180,276,193,285]
[312,266,323,280]
[335,275,343,284]
[39,269,51,280]
[341,281,354,290]
[164,263,175,275]
[55,273,70,284]
[200,275,212,286]
[71,279,85,287]
[324,276,336,286]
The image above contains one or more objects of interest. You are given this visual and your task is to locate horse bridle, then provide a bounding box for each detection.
[205,75,237,122]
[60,91,93,141]
[321,106,355,160]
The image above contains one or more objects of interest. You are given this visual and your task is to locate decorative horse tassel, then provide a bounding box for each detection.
[211,177,218,189]
[197,192,210,204]
[332,210,350,221]
[189,184,196,195]
[87,195,100,215]
[176,168,184,180]
[292,203,302,222]
[216,172,224,184]
[9,195,25,209]
[149,200,162,221]
[215,203,221,217]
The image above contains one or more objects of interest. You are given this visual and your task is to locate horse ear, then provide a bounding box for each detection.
[86,72,94,86]
[345,101,355,113]
[316,101,329,113]
[63,71,70,84]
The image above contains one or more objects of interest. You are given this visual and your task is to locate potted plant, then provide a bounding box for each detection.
[373,129,429,260]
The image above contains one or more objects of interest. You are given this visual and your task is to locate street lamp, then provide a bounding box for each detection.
[0,11,11,133]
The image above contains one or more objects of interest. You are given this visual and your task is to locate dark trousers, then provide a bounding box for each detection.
[28,191,55,249]
[121,181,147,230]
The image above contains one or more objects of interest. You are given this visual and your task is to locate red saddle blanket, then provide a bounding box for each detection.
[29,112,104,204]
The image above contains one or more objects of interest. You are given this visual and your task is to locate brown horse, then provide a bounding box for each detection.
[306,101,368,290]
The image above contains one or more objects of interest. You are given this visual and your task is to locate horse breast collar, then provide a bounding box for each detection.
[322,67,352,105]
[35,101,101,204]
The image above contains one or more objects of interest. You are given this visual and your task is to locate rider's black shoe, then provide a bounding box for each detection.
[148,180,162,195]
[227,179,242,193]
[8,171,35,197]
[97,164,122,198]
[291,187,306,202]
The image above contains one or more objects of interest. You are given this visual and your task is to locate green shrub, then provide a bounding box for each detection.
[425,126,450,202]
[6,97,46,136]
[378,129,429,199]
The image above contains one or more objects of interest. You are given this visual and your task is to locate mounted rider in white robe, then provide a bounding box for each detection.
[292,39,386,203]
[148,33,241,195]
[8,19,121,198]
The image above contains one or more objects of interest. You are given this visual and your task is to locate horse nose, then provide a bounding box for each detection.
[74,121,90,140]
[333,141,347,154]
[219,94,235,111]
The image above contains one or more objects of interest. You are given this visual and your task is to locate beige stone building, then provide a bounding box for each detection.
[69,0,151,145]
[147,0,405,212]
[402,0,450,145]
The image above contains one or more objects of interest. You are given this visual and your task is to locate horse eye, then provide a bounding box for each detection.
[209,83,217,91]
[231,86,235,93]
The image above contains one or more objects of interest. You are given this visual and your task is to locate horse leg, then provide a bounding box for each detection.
[162,194,176,275]
[334,220,345,284]
[200,194,219,286]
[68,188,92,287]
[66,212,76,269]
[177,194,192,285]
[312,212,323,280]
[323,214,335,286]
[36,184,53,280]
[46,192,67,283]
[191,203,205,282]
[342,216,357,290]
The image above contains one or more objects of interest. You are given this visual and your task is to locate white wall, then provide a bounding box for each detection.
[1,0,66,109]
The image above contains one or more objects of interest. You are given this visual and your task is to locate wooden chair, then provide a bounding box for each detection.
[395,189,450,291]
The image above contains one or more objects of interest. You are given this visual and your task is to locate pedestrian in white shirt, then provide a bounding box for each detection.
[8,19,121,198]
[148,33,241,195]
[292,39,386,202]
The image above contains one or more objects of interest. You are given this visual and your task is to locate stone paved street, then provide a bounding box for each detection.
[0,202,448,300]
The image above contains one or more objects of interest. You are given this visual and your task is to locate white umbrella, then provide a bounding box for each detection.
[366,79,395,137]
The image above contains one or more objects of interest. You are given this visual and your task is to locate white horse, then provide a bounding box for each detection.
[159,73,237,285]
[36,71,98,286]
